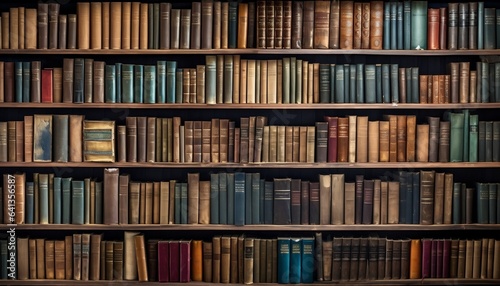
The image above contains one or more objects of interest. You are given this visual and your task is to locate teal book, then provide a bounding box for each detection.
[73,58,84,103]
[330,64,336,103]
[334,64,344,103]
[296,59,303,104]
[166,61,176,103]
[174,183,181,224]
[396,2,403,49]
[33,114,52,162]
[121,64,134,103]
[319,64,330,103]
[134,65,144,103]
[410,1,428,49]
[449,112,465,162]
[228,1,238,48]
[344,65,350,103]
[390,64,399,102]
[175,69,183,103]
[144,65,156,103]
[349,64,356,103]
[219,172,228,224]
[277,238,291,284]
[264,181,274,224]
[283,58,290,103]
[157,61,166,103]
[355,64,364,103]
[452,182,461,224]
[477,182,489,224]
[38,174,49,224]
[180,182,188,224]
[484,8,496,49]
[25,182,34,224]
[390,2,397,49]
[62,177,72,224]
[15,61,22,102]
[290,57,296,103]
[478,2,484,49]
[245,173,252,224]
[301,237,314,283]
[95,182,103,224]
[251,173,260,224]
[376,64,382,103]
[382,64,391,103]
[403,1,411,50]
[72,180,84,224]
[462,109,470,162]
[364,64,376,103]
[259,179,265,224]
[53,177,61,224]
[411,67,419,103]
[469,115,479,162]
[210,173,219,224]
[22,62,30,102]
[105,65,116,103]
[115,63,122,103]
[481,61,489,103]
[227,173,235,225]
[488,183,497,224]
[206,55,217,104]
[234,172,245,226]
[290,238,302,283]
[383,2,391,49]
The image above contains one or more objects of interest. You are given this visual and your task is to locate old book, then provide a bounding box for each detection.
[83,120,115,162]
[76,2,90,49]
[416,124,429,162]
[135,235,148,281]
[33,114,52,162]
[420,170,435,225]
[356,116,368,162]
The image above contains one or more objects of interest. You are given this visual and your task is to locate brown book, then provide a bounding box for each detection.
[356,116,368,162]
[90,2,102,49]
[238,3,248,48]
[399,68,407,103]
[201,0,213,49]
[459,62,470,103]
[433,172,445,224]
[62,58,74,102]
[170,9,181,49]
[110,2,122,49]
[126,117,137,162]
[339,1,354,49]
[337,117,349,162]
[265,0,275,48]
[348,115,357,162]
[191,2,201,49]
[438,121,450,162]
[7,121,15,162]
[54,240,66,279]
[361,3,371,49]
[36,238,46,279]
[314,1,330,48]
[420,170,435,225]
[274,1,283,48]
[428,8,440,50]
[187,173,200,224]
[384,115,397,162]
[388,181,400,224]
[406,115,416,162]
[396,115,407,162]
[102,2,110,49]
[180,9,192,49]
[292,1,303,48]
[353,2,362,49]
[77,2,90,49]
[25,8,37,49]
[9,8,19,50]
[465,240,474,278]
[104,241,113,280]
[370,1,383,49]
[201,121,211,163]
[17,238,29,280]
[29,239,37,278]
[302,1,314,49]
[67,14,77,49]
[93,61,105,103]
[72,234,81,280]
[416,124,429,162]
[130,2,140,49]
[113,241,123,280]
[117,125,126,162]
[378,121,390,162]
[198,181,210,224]
[328,0,340,49]
[84,59,93,103]
[81,234,90,281]
[419,75,428,103]
[319,174,331,224]
[64,236,73,279]
[135,235,148,281]
[103,168,119,224]
[15,121,23,162]
[53,67,62,102]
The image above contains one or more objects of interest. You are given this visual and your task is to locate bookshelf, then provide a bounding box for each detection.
[1,0,500,284]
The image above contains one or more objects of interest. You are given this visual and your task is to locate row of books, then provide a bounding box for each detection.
[3,112,500,164]
[4,58,500,104]
[10,233,500,282]
[3,169,500,226]
[1,1,500,51]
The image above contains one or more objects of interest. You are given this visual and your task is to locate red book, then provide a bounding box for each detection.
[179,241,191,282]
[442,239,451,278]
[421,239,432,278]
[41,68,53,103]
[324,116,338,162]
[430,239,437,278]
[169,241,180,282]
[158,241,169,282]
[427,8,440,50]
[436,239,443,278]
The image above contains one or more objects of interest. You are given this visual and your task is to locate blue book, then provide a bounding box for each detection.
[157,61,166,103]
[206,55,217,104]
[382,64,391,103]
[356,64,364,103]
[301,237,314,283]
[227,173,235,225]
[15,62,23,102]
[166,61,177,103]
[39,174,49,224]
[344,65,350,103]
[334,64,344,103]
[383,2,391,49]
[412,172,420,224]
[175,183,181,224]
[376,64,383,103]
[25,182,34,224]
[234,172,246,226]
[181,183,188,224]
[121,64,134,103]
[73,58,84,103]
[210,173,219,224]
[62,177,72,224]
[264,181,274,224]
[390,2,397,50]
[219,173,228,224]
[403,1,411,50]
[22,62,30,102]
[390,64,399,102]
[397,2,403,49]
[245,173,252,224]
[289,238,302,284]
[330,64,336,103]
[72,180,84,224]
[144,65,156,103]
[277,238,291,284]
[53,177,62,224]
[251,173,260,224]
[105,65,116,103]
[115,63,122,103]
[95,182,103,224]
[134,64,144,103]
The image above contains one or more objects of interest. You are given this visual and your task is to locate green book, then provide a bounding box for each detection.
[301,237,315,283]
[228,2,238,48]
[476,183,489,223]
[72,180,84,225]
[156,61,166,103]
[134,65,144,103]
[144,65,156,103]
[121,64,134,103]
[219,172,228,224]
[478,2,484,49]
[469,115,479,162]
[390,64,399,103]
[403,1,411,50]
[364,65,376,103]
[210,173,219,224]
[290,57,296,103]
[53,177,61,224]
[166,61,177,103]
[22,61,30,102]
[296,59,303,104]
[245,173,252,224]
[180,182,188,224]
[115,63,122,103]
[105,65,116,103]
[153,3,160,49]
[356,64,364,103]
[84,178,91,224]
[484,8,496,49]
[382,64,391,103]
[349,64,356,103]
[488,183,497,224]
[73,58,84,103]
[452,182,462,224]
[227,173,235,225]
[462,109,469,162]
[277,238,291,284]
[223,56,233,103]
[15,61,23,102]
[481,62,489,103]
[62,177,72,224]
[376,64,382,103]
[206,55,217,104]
[282,58,290,103]
[410,1,428,49]
[411,67,419,103]
[335,64,344,103]
[25,182,34,224]
[289,238,302,283]
[494,122,500,161]
[479,121,486,161]
[251,173,260,224]
[234,172,245,226]
[383,2,391,49]
[95,182,103,224]
[449,112,465,162]
[264,181,274,224]
[485,121,493,161]
[495,63,500,103]
[175,68,183,103]
[319,64,330,103]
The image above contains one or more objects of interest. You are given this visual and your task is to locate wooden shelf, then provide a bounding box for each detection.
[5,224,500,231]
[0,162,498,168]
[0,48,499,56]
[2,103,500,109]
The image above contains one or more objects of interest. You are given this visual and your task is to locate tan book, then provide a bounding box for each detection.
[124,231,139,280]
[292,126,300,162]
[406,115,416,162]
[139,3,148,49]
[135,235,148,281]
[187,173,200,224]
[130,2,140,49]
[356,116,368,163]
[337,117,349,162]
[1,12,9,49]
[348,115,357,163]
[361,3,371,49]
[233,55,241,103]
[416,124,430,162]
[314,0,330,48]
[212,236,222,283]
[90,2,102,49]
[493,240,500,279]
[384,115,397,162]
[267,60,277,103]
[54,240,65,279]
[298,126,307,163]
[77,3,90,49]
[65,236,73,279]
[339,1,354,49]
[277,125,285,162]
[380,181,388,224]
[319,174,332,224]
[121,2,131,49]
[344,182,355,224]
[29,239,37,278]
[465,240,474,278]
[221,236,231,283]
[368,121,379,162]
[313,63,319,103]
[25,8,37,49]
[53,67,62,102]
[81,234,90,280]
[220,2,227,49]
[145,182,153,224]
[331,174,345,224]
[396,115,407,162]
[285,126,293,163]
[306,126,315,163]
[247,60,256,103]
[36,238,46,279]
[102,2,110,49]
[43,241,53,279]
[301,60,308,104]
[433,173,445,224]
[17,238,29,280]
[260,60,268,104]
[9,8,18,49]
[18,7,25,49]
[269,125,277,162]
[199,181,210,224]
[240,59,248,103]
[238,3,248,48]
[110,2,122,49]
[387,181,399,224]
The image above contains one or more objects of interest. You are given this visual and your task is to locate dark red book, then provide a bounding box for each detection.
[431,240,437,278]
[300,180,309,225]
[442,239,451,278]
[436,239,443,278]
[158,241,169,282]
[362,179,374,224]
[325,116,338,162]
[355,175,364,224]
[41,69,53,103]
[421,239,432,278]
[169,241,180,282]
[290,179,301,225]
[179,241,190,282]
[4,62,14,102]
